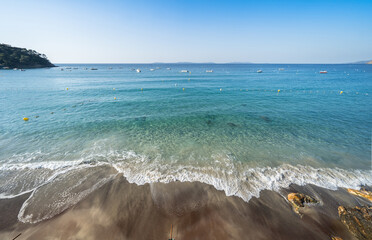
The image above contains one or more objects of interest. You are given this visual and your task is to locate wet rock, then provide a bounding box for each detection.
[287,193,318,215]
[331,237,343,240]
[347,188,372,202]
[338,205,372,240]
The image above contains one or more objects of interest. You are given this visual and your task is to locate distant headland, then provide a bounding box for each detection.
[0,44,55,69]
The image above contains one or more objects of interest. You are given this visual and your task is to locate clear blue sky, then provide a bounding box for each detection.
[1,0,371,63]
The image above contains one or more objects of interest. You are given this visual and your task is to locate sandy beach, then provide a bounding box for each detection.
[1,174,370,240]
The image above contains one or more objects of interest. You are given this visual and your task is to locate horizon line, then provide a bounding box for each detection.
[53,62,370,65]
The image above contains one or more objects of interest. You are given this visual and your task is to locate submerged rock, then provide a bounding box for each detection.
[338,205,372,240]
[259,116,271,123]
[287,192,318,215]
[347,188,372,202]
[227,122,238,127]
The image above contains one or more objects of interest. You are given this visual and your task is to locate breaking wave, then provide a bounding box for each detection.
[0,150,371,223]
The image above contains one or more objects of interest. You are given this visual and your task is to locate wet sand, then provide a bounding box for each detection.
[0,175,371,240]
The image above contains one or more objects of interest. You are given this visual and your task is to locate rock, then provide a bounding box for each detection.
[259,116,271,123]
[338,205,372,240]
[227,122,238,127]
[347,188,372,202]
[331,237,343,240]
[287,193,318,215]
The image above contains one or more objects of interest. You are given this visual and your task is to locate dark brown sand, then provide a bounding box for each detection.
[0,175,370,240]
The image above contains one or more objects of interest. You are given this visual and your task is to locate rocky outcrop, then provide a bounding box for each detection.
[338,206,372,240]
[347,188,372,202]
[287,193,318,215]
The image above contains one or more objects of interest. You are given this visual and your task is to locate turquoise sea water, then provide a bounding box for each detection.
[0,64,371,223]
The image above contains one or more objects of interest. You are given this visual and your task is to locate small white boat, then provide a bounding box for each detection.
[150,69,155,71]
[136,69,141,73]
[320,70,327,74]
[180,70,189,73]
[166,68,171,70]
[257,70,263,73]
[206,70,213,73]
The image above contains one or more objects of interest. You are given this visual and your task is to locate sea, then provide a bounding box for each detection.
[0,64,371,223]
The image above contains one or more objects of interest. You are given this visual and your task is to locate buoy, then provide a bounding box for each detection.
[278,89,280,93]
[66,88,69,90]
[141,88,143,91]
[114,97,116,100]
[23,117,29,121]
[220,88,222,91]
[113,88,115,90]
[340,91,343,94]
[183,88,185,91]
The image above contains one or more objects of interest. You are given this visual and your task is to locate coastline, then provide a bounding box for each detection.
[1,175,370,240]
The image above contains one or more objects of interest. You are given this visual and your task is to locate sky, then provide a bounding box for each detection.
[1,0,372,63]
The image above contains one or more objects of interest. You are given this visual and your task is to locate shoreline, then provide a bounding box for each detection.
[0,175,371,240]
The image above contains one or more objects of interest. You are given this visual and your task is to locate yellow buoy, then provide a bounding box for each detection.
[183,88,185,91]
[66,88,69,90]
[23,117,29,121]
[278,89,280,93]
[114,97,116,100]
[113,88,115,90]
[340,91,343,94]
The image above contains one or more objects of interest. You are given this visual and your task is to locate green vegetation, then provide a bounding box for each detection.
[0,44,55,69]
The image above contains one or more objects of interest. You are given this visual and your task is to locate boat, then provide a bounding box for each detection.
[166,68,171,70]
[257,70,263,73]
[180,70,189,73]
[150,69,155,71]
[278,68,284,71]
[136,69,141,73]
[91,68,98,70]
[206,70,213,73]
[320,71,327,74]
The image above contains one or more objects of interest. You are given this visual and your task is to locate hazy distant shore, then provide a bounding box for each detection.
[0,175,370,240]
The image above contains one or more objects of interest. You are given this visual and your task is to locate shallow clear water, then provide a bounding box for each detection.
[0,64,371,222]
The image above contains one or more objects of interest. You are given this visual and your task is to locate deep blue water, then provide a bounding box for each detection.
[0,64,371,222]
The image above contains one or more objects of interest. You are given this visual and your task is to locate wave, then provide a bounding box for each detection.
[0,150,371,223]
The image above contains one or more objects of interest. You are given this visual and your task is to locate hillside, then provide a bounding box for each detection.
[0,44,55,69]
[367,60,372,64]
